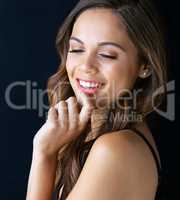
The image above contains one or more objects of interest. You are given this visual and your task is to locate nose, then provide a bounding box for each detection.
[80,52,98,74]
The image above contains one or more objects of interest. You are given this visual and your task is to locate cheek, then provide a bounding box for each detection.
[66,56,75,76]
[106,62,138,91]
[66,54,83,76]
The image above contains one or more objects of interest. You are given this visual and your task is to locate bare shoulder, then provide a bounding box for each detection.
[66,130,158,200]
[89,130,143,160]
[91,130,159,178]
[93,130,159,179]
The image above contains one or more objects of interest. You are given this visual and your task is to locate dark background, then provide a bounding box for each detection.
[1,0,178,199]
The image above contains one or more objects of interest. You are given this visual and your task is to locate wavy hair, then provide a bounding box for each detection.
[47,0,167,199]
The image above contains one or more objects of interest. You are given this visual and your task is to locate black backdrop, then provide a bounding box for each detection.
[1,0,178,199]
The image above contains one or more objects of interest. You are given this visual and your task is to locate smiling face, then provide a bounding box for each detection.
[66,8,142,108]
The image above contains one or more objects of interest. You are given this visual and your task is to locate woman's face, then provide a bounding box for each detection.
[66,8,142,108]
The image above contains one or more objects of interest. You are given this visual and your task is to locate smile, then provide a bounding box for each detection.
[76,78,104,94]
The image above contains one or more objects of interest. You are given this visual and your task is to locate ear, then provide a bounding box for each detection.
[138,64,152,79]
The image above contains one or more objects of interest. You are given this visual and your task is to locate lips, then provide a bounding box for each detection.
[77,78,103,85]
[76,78,104,94]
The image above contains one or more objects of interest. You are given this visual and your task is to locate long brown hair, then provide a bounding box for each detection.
[47,0,167,199]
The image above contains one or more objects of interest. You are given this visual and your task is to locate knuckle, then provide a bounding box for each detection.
[67,96,77,104]
[66,98,79,111]
[70,96,76,101]
[58,101,68,109]
[47,122,58,131]
[59,100,67,106]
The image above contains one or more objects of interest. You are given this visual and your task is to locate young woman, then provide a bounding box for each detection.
[26,0,167,199]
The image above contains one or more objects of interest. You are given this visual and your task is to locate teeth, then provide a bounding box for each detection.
[79,80,99,88]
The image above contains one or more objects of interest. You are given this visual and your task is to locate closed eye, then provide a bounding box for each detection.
[68,49,84,53]
[68,50,117,59]
[99,54,117,59]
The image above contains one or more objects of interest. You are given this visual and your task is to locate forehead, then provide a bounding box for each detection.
[71,8,128,43]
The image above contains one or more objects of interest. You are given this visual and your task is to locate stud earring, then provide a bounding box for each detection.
[139,65,152,79]
[139,71,149,79]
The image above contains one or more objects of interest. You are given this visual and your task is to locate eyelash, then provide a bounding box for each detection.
[68,49,117,59]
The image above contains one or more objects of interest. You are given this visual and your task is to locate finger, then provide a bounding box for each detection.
[79,93,94,130]
[66,97,79,131]
[57,101,68,129]
[47,106,58,122]
[80,92,93,108]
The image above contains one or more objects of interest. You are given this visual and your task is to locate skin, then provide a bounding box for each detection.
[26,8,161,200]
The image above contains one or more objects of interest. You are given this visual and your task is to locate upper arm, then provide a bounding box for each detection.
[66,131,158,200]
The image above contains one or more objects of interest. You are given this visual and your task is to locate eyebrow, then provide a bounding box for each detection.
[69,36,126,52]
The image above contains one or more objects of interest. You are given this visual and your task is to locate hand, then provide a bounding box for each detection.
[33,93,94,157]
